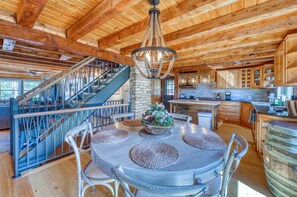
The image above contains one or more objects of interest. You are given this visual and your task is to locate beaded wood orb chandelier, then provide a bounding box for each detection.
[131,0,177,79]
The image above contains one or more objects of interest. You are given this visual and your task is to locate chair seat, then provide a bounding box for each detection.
[136,190,185,197]
[84,161,111,181]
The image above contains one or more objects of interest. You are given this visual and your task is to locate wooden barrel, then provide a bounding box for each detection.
[263,121,297,197]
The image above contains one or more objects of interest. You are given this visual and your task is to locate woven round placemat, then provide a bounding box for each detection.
[92,129,128,144]
[130,142,179,169]
[183,133,225,151]
[123,119,142,127]
[139,129,172,139]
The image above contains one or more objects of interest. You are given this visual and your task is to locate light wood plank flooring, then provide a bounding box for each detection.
[0,123,273,197]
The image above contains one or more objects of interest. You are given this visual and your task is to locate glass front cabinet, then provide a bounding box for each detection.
[251,66,263,88]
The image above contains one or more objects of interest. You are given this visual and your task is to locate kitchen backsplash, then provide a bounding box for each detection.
[179,82,273,101]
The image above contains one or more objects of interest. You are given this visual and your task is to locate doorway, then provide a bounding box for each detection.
[162,77,174,111]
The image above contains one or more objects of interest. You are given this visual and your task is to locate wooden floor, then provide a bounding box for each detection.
[0,123,273,197]
[0,130,10,153]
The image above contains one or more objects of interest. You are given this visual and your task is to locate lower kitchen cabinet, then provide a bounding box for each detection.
[254,114,297,155]
[240,102,254,128]
[218,101,240,124]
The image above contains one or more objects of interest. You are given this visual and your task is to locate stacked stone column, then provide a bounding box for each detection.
[130,65,152,119]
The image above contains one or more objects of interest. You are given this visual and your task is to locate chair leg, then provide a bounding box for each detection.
[114,181,119,197]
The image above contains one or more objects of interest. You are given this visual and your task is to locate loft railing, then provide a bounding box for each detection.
[17,57,126,114]
[12,101,129,177]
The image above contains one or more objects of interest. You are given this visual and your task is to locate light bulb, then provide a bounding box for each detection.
[145,52,151,62]
[157,52,163,62]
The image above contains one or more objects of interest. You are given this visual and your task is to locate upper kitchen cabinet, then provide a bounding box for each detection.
[216,70,241,89]
[274,42,285,86]
[240,68,251,88]
[251,66,263,88]
[274,34,297,86]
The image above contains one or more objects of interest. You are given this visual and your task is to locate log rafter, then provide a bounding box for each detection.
[17,0,48,27]
[66,0,142,41]
[97,0,239,49]
[120,0,297,54]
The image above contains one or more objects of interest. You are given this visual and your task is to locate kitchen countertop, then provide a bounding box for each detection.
[177,98,268,103]
[169,100,220,106]
[252,104,297,119]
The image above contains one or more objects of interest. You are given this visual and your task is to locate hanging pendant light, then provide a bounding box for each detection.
[131,0,177,79]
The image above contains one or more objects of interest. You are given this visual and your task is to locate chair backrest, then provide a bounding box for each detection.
[111,166,208,197]
[64,122,93,182]
[170,113,192,123]
[112,112,135,123]
[220,133,248,197]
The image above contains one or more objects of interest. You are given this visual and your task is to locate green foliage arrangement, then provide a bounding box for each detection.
[141,103,174,127]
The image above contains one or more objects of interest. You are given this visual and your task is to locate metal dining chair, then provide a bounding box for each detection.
[170,113,192,123]
[201,133,248,197]
[64,122,118,197]
[111,165,208,197]
[112,112,135,123]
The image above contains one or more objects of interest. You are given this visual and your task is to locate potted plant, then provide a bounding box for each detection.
[141,103,175,135]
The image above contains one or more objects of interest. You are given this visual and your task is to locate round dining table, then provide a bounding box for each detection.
[91,121,225,190]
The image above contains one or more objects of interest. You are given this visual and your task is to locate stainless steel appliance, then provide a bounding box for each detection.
[225,92,231,101]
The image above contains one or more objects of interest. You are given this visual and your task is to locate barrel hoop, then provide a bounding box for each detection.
[264,145,297,165]
[265,140,297,155]
[266,176,294,197]
[265,165,297,188]
[266,131,297,145]
[268,124,297,137]
[265,166,297,196]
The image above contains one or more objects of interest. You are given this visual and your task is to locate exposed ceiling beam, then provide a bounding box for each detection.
[176,43,278,62]
[210,61,274,70]
[97,0,239,49]
[175,32,287,57]
[17,0,48,28]
[0,51,73,67]
[0,20,134,65]
[174,53,274,68]
[120,0,297,54]
[66,0,141,41]
[121,13,297,55]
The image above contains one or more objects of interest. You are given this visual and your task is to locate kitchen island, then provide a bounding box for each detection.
[169,100,220,130]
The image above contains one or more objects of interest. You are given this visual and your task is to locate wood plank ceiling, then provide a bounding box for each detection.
[0,0,296,78]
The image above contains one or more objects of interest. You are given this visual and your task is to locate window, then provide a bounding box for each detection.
[164,79,174,96]
[0,80,20,100]
[24,80,40,93]
[0,79,41,101]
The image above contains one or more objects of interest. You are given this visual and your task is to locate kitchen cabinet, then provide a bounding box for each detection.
[262,64,275,88]
[255,114,297,155]
[216,70,227,88]
[218,101,240,124]
[251,66,263,88]
[274,34,297,86]
[240,68,251,88]
[240,102,253,128]
[216,70,240,88]
[274,42,285,86]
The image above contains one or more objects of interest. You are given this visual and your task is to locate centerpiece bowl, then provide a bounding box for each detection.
[141,103,174,135]
[142,123,174,135]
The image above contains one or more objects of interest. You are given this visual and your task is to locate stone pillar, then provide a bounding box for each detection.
[130,65,151,119]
